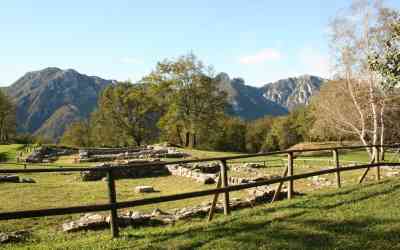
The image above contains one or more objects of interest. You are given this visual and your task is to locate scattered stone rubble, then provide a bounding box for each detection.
[0,230,30,244]
[25,146,76,163]
[307,176,334,188]
[167,162,281,185]
[62,187,301,233]
[78,146,190,163]
[166,164,218,184]
[0,175,36,184]
[381,165,400,177]
[135,186,156,193]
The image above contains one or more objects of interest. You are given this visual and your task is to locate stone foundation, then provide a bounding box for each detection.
[80,160,170,181]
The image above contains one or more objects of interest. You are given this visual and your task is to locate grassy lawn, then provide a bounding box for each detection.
[0,144,26,162]
[3,178,400,249]
[1,143,400,249]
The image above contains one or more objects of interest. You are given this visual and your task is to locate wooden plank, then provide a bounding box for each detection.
[271,166,288,203]
[359,157,376,184]
[375,146,381,181]
[107,170,119,238]
[333,149,341,188]
[207,174,222,222]
[220,160,230,215]
[0,144,400,174]
[0,162,398,221]
[287,152,294,200]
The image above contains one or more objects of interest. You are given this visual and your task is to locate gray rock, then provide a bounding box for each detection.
[62,213,108,232]
[0,230,30,244]
[135,186,155,193]
[0,175,20,183]
[20,178,36,183]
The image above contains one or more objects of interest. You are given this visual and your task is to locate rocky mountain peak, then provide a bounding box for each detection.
[261,75,325,110]
[5,67,113,140]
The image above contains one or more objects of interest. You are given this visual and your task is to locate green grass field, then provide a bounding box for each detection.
[3,178,400,249]
[1,143,400,249]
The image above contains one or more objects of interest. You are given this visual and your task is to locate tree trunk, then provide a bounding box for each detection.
[379,102,385,161]
[176,126,184,146]
[185,132,190,147]
[191,133,197,148]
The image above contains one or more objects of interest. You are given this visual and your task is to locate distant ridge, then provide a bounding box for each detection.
[3,68,325,141]
[5,67,113,140]
[215,73,326,119]
[261,74,325,111]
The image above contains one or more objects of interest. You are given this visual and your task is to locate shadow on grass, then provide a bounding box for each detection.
[117,180,400,250]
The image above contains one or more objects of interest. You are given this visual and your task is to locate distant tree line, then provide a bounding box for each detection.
[0,91,16,143]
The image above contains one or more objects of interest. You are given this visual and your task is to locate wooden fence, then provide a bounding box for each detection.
[0,144,399,238]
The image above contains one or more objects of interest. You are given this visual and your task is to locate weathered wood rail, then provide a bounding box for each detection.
[0,144,399,238]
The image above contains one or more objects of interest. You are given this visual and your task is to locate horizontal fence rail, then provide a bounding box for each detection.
[0,144,398,174]
[0,161,399,221]
[0,144,399,238]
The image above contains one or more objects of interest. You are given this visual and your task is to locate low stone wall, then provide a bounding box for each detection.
[166,164,218,184]
[25,146,77,163]
[166,163,282,185]
[78,147,190,162]
[80,160,170,181]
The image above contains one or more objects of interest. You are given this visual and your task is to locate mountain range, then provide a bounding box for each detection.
[4,68,325,141]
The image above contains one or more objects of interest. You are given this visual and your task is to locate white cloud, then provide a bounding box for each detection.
[239,48,282,65]
[120,57,143,64]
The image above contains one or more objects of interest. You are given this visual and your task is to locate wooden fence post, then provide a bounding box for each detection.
[333,149,341,188]
[107,170,119,238]
[220,160,230,215]
[287,152,294,200]
[207,174,222,222]
[271,165,288,203]
[375,146,381,181]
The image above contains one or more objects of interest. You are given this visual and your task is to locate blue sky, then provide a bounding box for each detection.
[1,0,399,86]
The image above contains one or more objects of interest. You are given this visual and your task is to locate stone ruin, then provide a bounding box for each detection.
[62,186,302,233]
[80,159,170,181]
[25,146,77,163]
[0,230,30,244]
[80,160,282,186]
[0,175,36,183]
[78,146,190,163]
[167,162,281,185]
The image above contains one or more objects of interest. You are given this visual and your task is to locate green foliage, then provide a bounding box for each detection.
[245,117,274,153]
[369,17,400,91]
[143,53,228,148]
[261,107,314,151]
[60,81,162,147]
[0,90,16,143]
[99,83,160,146]
[60,120,92,147]
[207,116,247,152]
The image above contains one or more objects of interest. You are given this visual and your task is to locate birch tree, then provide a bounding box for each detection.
[317,0,399,160]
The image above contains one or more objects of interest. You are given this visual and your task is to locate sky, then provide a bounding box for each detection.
[1,0,399,87]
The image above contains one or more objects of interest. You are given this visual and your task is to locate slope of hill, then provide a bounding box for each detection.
[215,73,288,120]
[215,73,325,119]
[5,178,399,249]
[5,67,113,140]
[4,68,325,140]
[261,74,325,110]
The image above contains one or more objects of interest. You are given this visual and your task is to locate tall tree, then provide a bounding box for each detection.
[0,91,16,143]
[320,0,399,159]
[369,14,400,159]
[95,82,160,146]
[143,53,228,148]
[60,120,92,147]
